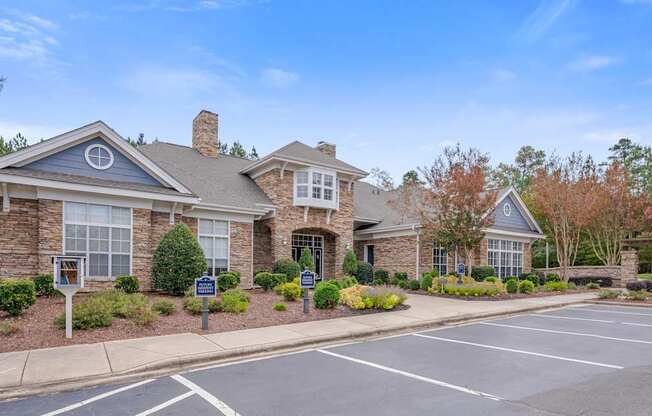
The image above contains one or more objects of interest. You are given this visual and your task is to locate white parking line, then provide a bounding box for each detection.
[480,322,652,345]
[532,313,652,328]
[171,374,242,415]
[576,308,652,317]
[316,349,503,401]
[413,333,623,369]
[133,391,196,416]
[40,378,155,416]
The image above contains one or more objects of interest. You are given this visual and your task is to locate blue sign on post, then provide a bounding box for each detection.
[300,270,316,289]
[194,276,217,298]
[457,263,465,276]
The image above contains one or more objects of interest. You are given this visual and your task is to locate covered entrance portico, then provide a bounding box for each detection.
[291,228,337,280]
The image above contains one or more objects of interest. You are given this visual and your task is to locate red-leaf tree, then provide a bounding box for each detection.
[417,144,497,275]
[586,161,649,265]
[531,154,598,280]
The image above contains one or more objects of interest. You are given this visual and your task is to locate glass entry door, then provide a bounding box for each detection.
[292,233,324,279]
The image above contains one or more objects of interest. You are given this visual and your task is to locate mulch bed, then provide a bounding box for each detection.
[0,289,396,353]
[407,289,592,301]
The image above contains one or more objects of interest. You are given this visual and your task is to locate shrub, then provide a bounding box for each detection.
[408,279,420,290]
[299,247,314,272]
[420,273,434,291]
[520,272,541,285]
[183,297,202,315]
[218,272,240,292]
[545,273,561,282]
[339,285,368,309]
[543,281,568,292]
[0,278,36,316]
[569,276,613,287]
[364,286,407,310]
[314,281,340,309]
[586,282,600,290]
[273,303,287,311]
[483,276,498,283]
[208,299,223,313]
[128,305,158,326]
[471,266,495,281]
[626,281,648,292]
[374,269,389,284]
[355,262,374,284]
[95,291,148,319]
[443,283,500,297]
[505,278,518,294]
[275,282,303,301]
[340,276,358,288]
[625,290,648,301]
[518,280,535,294]
[33,273,56,297]
[394,272,408,281]
[152,300,176,315]
[567,282,577,290]
[430,275,475,293]
[0,322,18,336]
[273,258,301,280]
[114,275,139,293]
[221,289,249,313]
[55,297,113,330]
[254,272,285,292]
[598,290,620,299]
[343,249,358,276]
[371,279,384,286]
[152,224,207,296]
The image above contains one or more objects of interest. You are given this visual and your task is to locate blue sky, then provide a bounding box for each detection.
[0,0,651,180]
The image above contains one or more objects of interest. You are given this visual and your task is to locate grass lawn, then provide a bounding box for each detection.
[638,274,652,280]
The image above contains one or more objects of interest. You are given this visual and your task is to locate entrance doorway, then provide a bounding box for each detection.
[292,233,324,279]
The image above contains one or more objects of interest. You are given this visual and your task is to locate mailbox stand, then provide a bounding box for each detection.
[52,256,86,339]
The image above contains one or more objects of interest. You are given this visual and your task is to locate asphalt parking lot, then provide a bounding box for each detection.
[3,303,652,416]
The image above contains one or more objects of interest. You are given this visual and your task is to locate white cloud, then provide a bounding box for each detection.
[120,66,229,97]
[0,11,59,65]
[260,67,299,88]
[491,69,516,82]
[568,55,616,72]
[518,0,576,41]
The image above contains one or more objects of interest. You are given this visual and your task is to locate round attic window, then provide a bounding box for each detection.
[84,144,114,170]
[503,202,512,217]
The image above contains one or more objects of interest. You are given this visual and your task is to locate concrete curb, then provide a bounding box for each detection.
[0,297,592,401]
[585,300,652,308]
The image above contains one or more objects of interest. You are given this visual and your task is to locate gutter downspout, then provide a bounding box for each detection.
[1,183,9,212]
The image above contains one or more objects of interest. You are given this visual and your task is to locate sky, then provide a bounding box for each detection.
[0,0,651,181]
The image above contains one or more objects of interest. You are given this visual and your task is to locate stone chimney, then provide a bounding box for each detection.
[316,141,336,158]
[192,110,219,157]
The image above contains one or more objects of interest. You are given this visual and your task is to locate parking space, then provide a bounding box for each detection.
[3,304,652,416]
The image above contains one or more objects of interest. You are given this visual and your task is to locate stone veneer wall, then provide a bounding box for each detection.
[38,199,63,275]
[254,168,354,279]
[535,250,638,288]
[229,221,253,287]
[253,221,273,274]
[0,197,40,278]
[354,236,419,278]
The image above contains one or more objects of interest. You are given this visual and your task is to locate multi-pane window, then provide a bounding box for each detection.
[487,239,523,278]
[64,202,131,279]
[432,245,448,276]
[294,168,338,209]
[199,219,229,277]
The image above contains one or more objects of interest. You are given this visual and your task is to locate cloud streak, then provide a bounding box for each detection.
[518,0,576,41]
[260,67,299,88]
[568,55,616,72]
[0,9,60,66]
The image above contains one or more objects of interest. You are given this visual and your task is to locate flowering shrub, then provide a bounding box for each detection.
[338,285,406,310]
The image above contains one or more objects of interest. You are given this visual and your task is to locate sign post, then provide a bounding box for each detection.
[52,256,86,339]
[194,274,217,330]
[456,263,465,284]
[300,270,316,314]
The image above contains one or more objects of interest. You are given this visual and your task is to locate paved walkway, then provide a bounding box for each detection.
[0,292,596,396]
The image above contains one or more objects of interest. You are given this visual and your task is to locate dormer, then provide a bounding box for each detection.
[293,167,338,210]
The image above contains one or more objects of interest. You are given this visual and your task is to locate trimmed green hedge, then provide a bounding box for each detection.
[313,281,340,309]
[0,278,36,316]
[273,258,301,280]
[471,266,495,281]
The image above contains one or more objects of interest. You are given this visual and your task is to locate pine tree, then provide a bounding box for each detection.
[299,247,314,272]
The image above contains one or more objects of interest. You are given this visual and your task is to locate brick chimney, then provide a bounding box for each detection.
[192,110,219,157]
[315,141,336,158]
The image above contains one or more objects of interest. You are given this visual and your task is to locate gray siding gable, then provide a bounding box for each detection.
[23,137,161,186]
[491,194,535,232]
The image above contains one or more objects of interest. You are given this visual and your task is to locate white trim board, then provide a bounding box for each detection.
[0,121,193,194]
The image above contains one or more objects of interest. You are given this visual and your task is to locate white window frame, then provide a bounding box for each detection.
[62,201,132,280]
[293,167,338,210]
[364,244,375,265]
[198,219,230,277]
[432,245,448,276]
[487,238,523,279]
[84,143,115,170]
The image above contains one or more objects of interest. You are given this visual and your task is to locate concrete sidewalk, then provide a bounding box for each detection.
[0,292,596,398]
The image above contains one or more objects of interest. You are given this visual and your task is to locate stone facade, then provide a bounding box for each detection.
[37,199,63,275]
[192,110,219,158]
[229,221,253,286]
[536,250,639,287]
[253,168,354,278]
[0,197,40,279]
[253,221,273,274]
